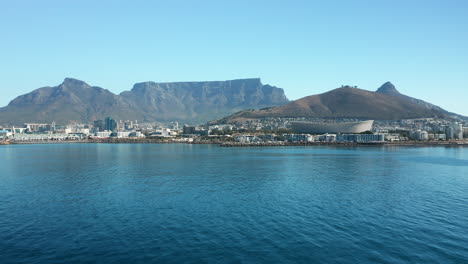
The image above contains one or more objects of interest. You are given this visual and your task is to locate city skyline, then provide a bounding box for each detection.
[1,0,467,115]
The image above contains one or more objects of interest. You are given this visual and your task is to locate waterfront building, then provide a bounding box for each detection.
[336,134,384,143]
[316,134,336,142]
[129,131,146,138]
[257,134,276,142]
[435,134,447,141]
[445,126,454,140]
[384,133,401,142]
[150,129,173,137]
[0,130,12,139]
[446,122,464,140]
[283,134,314,142]
[115,131,132,138]
[94,131,112,138]
[235,135,259,143]
[10,133,87,141]
[410,130,429,141]
[456,123,464,139]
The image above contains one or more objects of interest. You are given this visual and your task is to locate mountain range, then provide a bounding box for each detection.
[215,82,466,123]
[0,78,289,125]
[1,79,465,126]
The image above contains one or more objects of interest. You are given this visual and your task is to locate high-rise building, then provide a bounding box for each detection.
[456,123,464,139]
[105,117,117,131]
[93,120,105,132]
[445,126,454,140]
[446,122,464,140]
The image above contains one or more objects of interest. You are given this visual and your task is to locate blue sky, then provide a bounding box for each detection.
[1,0,467,115]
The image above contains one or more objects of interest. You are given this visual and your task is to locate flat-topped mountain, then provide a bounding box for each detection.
[120,78,288,123]
[215,82,466,123]
[0,78,289,125]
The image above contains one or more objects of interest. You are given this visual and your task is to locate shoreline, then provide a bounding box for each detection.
[2,139,468,147]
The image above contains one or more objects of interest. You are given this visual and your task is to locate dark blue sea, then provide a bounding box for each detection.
[1,144,467,263]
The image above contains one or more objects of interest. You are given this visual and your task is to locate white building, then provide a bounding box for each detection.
[446,122,464,140]
[150,128,176,137]
[95,131,112,138]
[11,133,86,141]
[0,130,12,139]
[235,135,259,143]
[283,134,314,142]
[411,130,429,141]
[116,132,132,138]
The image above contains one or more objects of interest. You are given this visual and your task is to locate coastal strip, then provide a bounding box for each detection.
[2,138,468,147]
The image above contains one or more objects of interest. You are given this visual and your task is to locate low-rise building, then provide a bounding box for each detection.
[384,133,401,142]
[129,131,146,138]
[95,131,112,138]
[336,134,384,142]
[283,134,314,142]
[0,130,12,139]
[11,133,87,141]
[316,134,336,142]
[257,134,276,142]
[115,131,132,138]
[150,128,177,137]
[183,125,208,136]
[235,135,260,143]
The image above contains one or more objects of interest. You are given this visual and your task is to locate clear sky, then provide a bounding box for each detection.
[1,0,467,115]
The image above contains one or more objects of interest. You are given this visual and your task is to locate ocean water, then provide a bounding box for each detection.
[0,144,467,264]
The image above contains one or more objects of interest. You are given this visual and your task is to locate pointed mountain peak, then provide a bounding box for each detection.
[61,78,91,88]
[376,81,400,95]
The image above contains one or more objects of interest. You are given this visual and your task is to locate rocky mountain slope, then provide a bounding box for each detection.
[0,78,288,125]
[120,78,288,123]
[216,82,465,123]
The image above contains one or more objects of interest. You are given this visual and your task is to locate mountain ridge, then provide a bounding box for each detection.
[0,78,289,125]
[214,82,467,123]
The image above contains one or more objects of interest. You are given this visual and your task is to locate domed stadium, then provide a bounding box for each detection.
[291,120,374,134]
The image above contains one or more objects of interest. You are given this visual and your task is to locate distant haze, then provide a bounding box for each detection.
[0,1,467,115]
